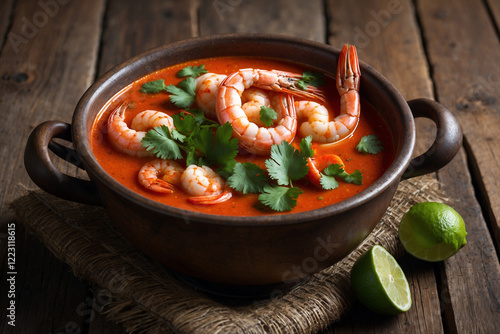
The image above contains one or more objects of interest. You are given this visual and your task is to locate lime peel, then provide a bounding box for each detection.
[398,202,467,262]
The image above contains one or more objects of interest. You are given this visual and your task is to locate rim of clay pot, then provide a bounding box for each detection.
[73,33,415,226]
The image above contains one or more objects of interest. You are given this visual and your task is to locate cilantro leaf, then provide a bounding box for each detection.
[342,169,363,184]
[258,185,303,211]
[141,125,183,160]
[170,129,187,143]
[140,79,168,94]
[320,164,363,190]
[210,122,239,175]
[259,106,277,127]
[297,71,325,90]
[227,162,268,194]
[297,80,308,91]
[303,71,325,87]
[265,140,309,186]
[190,122,239,176]
[165,76,196,108]
[299,135,314,158]
[319,174,339,190]
[172,111,198,134]
[184,108,219,127]
[178,76,196,96]
[356,135,384,154]
[177,65,208,78]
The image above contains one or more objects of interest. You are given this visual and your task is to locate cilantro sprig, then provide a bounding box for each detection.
[259,106,278,127]
[141,125,183,160]
[140,79,168,94]
[258,185,303,212]
[356,135,384,154]
[165,77,196,108]
[227,162,268,195]
[265,140,309,187]
[140,65,207,109]
[297,71,325,90]
[320,164,363,190]
[258,140,309,211]
[177,65,208,78]
[141,110,238,175]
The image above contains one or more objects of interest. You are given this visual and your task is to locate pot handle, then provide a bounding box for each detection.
[24,121,103,205]
[402,98,462,179]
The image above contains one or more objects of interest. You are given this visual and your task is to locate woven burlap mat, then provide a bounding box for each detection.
[11,175,446,333]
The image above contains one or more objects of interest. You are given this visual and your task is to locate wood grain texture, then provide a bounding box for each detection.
[0,0,15,53]
[0,229,89,334]
[98,0,194,75]
[416,0,500,331]
[199,0,325,43]
[0,0,105,217]
[327,1,443,331]
[417,0,500,250]
[0,0,105,333]
[487,0,500,33]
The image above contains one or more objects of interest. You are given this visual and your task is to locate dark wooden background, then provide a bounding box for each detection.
[1,0,500,332]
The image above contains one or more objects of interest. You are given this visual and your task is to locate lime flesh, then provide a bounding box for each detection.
[351,245,412,315]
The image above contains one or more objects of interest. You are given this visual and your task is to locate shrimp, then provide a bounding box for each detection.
[131,109,175,131]
[181,165,232,205]
[107,102,175,157]
[307,154,344,187]
[216,68,323,155]
[296,44,361,144]
[138,159,184,193]
[241,87,271,126]
[195,73,227,118]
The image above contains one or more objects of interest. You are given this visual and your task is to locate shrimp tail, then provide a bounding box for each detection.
[307,155,344,187]
[148,179,176,193]
[188,189,232,205]
[107,101,131,126]
[337,44,360,95]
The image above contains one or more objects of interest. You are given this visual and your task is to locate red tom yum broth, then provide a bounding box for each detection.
[91,56,394,216]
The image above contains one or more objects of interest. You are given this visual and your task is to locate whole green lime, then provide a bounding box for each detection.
[399,202,467,262]
[350,245,412,315]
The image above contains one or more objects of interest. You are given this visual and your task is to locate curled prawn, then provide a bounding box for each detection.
[216,69,323,155]
[107,102,175,156]
[296,44,361,144]
[195,73,227,118]
[138,159,184,193]
[306,154,344,187]
[181,165,232,205]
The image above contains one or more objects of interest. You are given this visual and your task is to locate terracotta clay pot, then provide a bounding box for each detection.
[24,34,462,285]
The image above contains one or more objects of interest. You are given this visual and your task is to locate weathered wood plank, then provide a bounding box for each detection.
[98,0,194,75]
[418,0,500,251]
[484,0,500,252]
[485,0,500,35]
[0,229,90,333]
[326,0,444,332]
[416,0,500,332]
[0,0,105,332]
[199,0,325,43]
[0,0,15,53]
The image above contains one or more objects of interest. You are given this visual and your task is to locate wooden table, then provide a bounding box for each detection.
[1,0,500,332]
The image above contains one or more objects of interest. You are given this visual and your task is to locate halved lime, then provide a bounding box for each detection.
[351,245,412,315]
[399,202,467,262]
